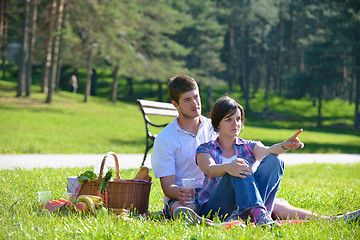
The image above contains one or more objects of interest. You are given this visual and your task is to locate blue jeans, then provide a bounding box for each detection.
[199,154,284,219]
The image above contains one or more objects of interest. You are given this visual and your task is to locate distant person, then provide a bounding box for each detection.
[195,96,303,226]
[69,75,78,94]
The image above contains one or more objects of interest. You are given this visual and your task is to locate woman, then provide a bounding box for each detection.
[195,96,304,226]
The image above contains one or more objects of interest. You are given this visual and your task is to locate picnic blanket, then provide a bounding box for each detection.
[219,219,308,230]
[66,176,308,229]
[134,210,308,229]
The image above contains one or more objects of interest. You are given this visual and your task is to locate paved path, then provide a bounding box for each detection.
[1,153,360,170]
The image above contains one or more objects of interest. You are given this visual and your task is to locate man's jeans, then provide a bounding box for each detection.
[199,154,284,219]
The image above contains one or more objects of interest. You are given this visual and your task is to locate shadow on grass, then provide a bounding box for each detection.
[108,138,146,151]
[260,140,360,153]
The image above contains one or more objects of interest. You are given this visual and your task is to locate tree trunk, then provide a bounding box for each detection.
[90,68,97,96]
[110,65,119,102]
[206,85,213,112]
[0,0,4,58]
[240,25,247,100]
[244,57,251,111]
[157,82,163,102]
[354,54,360,130]
[55,58,62,90]
[41,0,57,93]
[241,25,250,111]
[227,22,235,93]
[25,0,38,97]
[295,7,305,74]
[265,35,271,100]
[0,1,7,80]
[126,77,133,96]
[49,0,64,92]
[84,46,94,103]
[55,0,68,91]
[46,0,64,103]
[17,0,31,97]
[277,6,284,96]
[286,2,294,75]
[317,87,323,128]
[252,67,259,98]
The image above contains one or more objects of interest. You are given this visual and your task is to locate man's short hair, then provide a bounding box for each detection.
[168,75,198,104]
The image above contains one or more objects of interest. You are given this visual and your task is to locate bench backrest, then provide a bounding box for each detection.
[137,99,178,117]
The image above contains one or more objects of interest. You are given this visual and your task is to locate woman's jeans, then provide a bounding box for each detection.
[200,154,284,219]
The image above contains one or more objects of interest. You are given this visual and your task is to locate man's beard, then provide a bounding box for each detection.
[178,106,201,119]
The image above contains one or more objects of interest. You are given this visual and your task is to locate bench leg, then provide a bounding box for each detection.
[141,139,153,167]
[141,149,148,166]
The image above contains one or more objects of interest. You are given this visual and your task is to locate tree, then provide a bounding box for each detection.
[340,0,360,129]
[174,0,226,110]
[291,0,360,129]
[0,0,7,80]
[0,0,4,76]
[25,0,38,96]
[93,0,142,102]
[133,0,192,87]
[41,0,57,93]
[17,0,31,97]
[216,0,280,109]
[84,43,98,102]
[46,0,65,103]
[4,0,358,130]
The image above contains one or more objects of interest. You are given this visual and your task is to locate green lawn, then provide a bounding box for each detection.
[0,164,359,239]
[0,79,359,154]
[1,80,359,239]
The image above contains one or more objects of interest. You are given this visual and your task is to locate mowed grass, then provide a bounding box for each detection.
[1,80,359,154]
[0,79,359,238]
[0,164,359,239]
[0,80,174,154]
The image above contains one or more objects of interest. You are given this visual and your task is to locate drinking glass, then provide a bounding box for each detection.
[182,178,195,204]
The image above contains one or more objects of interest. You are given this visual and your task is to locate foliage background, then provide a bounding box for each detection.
[1,0,359,129]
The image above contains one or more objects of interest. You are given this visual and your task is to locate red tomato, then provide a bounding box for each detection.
[75,202,88,213]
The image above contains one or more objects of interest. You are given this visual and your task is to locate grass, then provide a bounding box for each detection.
[0,80,359,154]
[0,164,359,239]
[0,76,359,238]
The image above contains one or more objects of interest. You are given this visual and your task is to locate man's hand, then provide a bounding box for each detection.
[160,175,193,205]
[178,188,192,206]
[283,129,304,150]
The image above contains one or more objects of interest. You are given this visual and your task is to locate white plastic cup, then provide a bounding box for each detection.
[182,178,195,204]
[38,191,51,208]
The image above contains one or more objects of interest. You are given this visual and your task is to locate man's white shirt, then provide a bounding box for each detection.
[151,116,217,191]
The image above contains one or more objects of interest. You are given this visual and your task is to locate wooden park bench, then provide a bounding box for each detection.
[137,99,178,166]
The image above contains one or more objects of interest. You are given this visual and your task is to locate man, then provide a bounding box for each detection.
[151,75,215,221]
[151,74,359,223]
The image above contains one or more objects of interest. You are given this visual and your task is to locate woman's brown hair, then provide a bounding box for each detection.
[210,96,245,132]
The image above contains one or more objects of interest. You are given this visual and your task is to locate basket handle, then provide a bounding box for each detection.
[96,152,121,183]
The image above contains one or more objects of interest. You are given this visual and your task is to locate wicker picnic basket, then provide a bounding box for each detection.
[78,180,102,198]
[81,152,152,214]
[77,153,119,199]
[78,169,105,198]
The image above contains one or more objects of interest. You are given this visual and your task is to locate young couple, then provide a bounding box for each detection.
[151,74,359,226]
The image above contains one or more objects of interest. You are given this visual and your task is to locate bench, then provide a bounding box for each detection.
[137,99,178,166]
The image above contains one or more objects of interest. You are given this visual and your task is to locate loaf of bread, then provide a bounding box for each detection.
[133,167,152,182]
